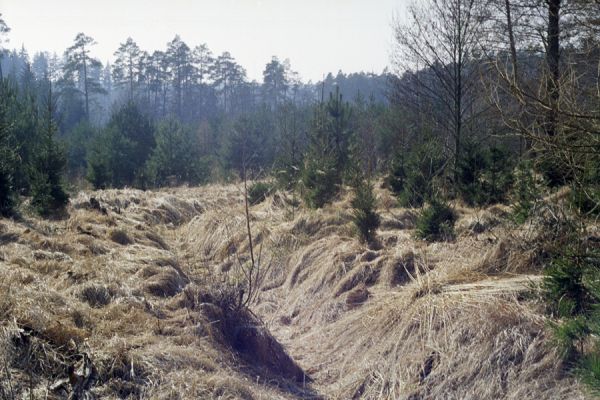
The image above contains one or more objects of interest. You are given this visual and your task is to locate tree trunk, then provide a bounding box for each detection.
[83,51,89,120]
[505,0,518,81]
[546,0,561,137]
[454,1,463,183]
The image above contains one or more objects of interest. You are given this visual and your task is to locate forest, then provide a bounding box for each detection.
[0,23,389,208]
[1,0,600,398]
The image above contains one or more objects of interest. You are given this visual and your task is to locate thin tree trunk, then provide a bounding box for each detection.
[129,55,134,101]
[83,49,89,120]
[505,0,519,81]
[454,2,463,182]
[546,0,561,137]
[504,0,525,155]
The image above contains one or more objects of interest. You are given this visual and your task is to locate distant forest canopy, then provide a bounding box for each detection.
[0,38,390,128]
[0,30,391,194]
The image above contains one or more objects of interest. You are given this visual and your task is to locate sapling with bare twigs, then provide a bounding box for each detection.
[228,133,273,311]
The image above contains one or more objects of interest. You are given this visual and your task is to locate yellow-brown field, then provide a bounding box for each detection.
[0,183,590,399]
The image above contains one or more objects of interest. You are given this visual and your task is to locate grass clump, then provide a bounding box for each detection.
[416,200,456,242]
[78,284,113,307]
[109,228,134,245]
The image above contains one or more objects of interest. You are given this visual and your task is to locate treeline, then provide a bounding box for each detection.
[0,2,598,219]
[0,14,392,216]
[0,34,389,129]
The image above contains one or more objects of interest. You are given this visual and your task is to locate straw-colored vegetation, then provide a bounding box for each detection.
[0,183,593,399]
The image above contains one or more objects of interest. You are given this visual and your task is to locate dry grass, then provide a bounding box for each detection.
[0,182,591,399]
[109,228,134,245]
[0,187,313,399]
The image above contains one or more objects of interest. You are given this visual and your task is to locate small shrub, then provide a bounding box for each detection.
[29,168,69,217]
[537,153,573,187]
[0,166,16,217]
[0,83,17,216]
[570,186,600,216]
[456,140,487,205]
[543,247,600,319]
[29,107,70,217]
[393,140,445,208]
[351,179,380,244]
[248,181,274,205]
[0,145,16,217]
[479,146,514,205]
[416,200,456,241]
[145,118,210,187]
[542,245,600,391]
[569,158,600,216]
[457,142,514,206]
[385,153,406,195]
[301,156,340,208]
[511,161,540,224]
[579,352,600,396]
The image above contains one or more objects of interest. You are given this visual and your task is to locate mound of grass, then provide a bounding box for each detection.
[109,228,134,245]
[78,283,113,308]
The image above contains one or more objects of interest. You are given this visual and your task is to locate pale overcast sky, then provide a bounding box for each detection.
[1,0,405,82]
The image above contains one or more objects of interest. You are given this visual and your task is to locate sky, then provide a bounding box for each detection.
[1,0,406,82]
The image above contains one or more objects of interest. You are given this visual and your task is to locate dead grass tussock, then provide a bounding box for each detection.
[109,228,134,245]
[334,260,382,297]
[455,209,503,236]
[75,235,109,255]
[77,283,115,307]
[379,209,418,231]
[238,186,586,399]
[207,375,256,400]
[143,230,170,250]
[345,284,370,308]
[305,291,582,400]
[381,249,417,287]
[143,268,188,297]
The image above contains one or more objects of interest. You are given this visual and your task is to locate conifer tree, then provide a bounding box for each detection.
[302,103,338,208]
[86,102,153,188]
[146,118,209,186]
[351,175,380,244]
[301,87,352,208]
[29,84,69,216]
[63,33,105,120]
[113,37,142,101]
[0,80,17,216]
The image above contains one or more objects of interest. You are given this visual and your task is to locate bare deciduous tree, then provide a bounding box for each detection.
[393,0,489,179]
[487,0,599,193]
